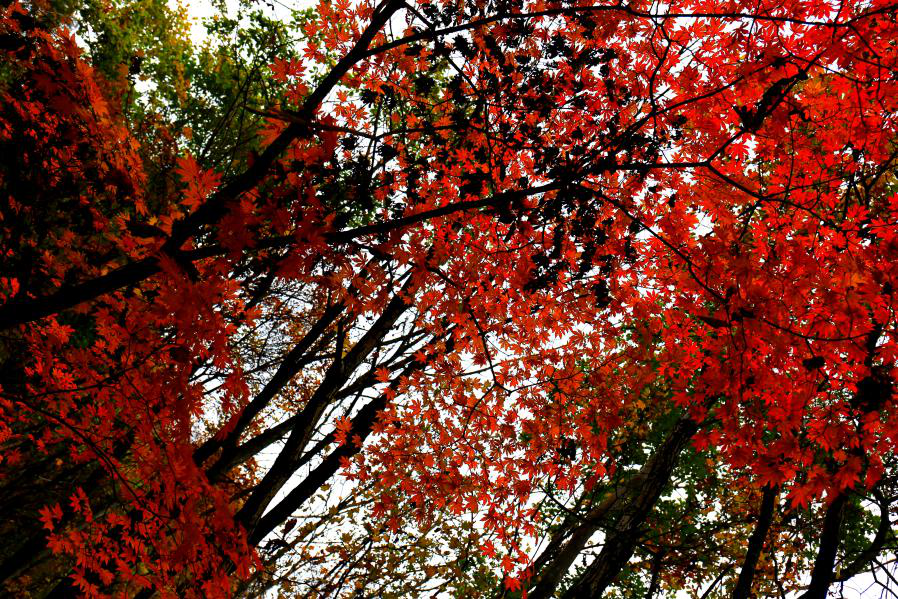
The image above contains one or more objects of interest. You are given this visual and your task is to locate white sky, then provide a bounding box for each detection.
[176,0,315,42]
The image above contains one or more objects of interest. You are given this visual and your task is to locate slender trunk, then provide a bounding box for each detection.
[732,484,778,599]
[235,274,415,531]
[248,366,402,544]
[645,551,663,599]
[194,302,343,467]
[834,491,891,582]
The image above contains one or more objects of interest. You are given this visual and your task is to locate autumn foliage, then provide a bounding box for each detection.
[2,0,898,596]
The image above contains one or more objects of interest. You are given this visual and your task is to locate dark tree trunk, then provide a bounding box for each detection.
[732,484,778,599]
[799,492,848,599]
[528,415,697,599]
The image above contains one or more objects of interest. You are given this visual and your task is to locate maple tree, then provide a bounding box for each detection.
[2,0,898,596]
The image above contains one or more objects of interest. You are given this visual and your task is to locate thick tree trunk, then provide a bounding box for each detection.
[799,492,848,599]
[528,415,697,599]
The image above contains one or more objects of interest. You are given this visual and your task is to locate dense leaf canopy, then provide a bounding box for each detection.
[2,0,898,596]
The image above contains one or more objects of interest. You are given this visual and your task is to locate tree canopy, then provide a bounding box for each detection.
[2,0,898,596]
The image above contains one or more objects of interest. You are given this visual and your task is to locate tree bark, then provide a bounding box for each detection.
[799,492,848,599]
[528,415,698,599]
[235,274,416,531]
[732,484,778,599]
[194,301,343,467]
